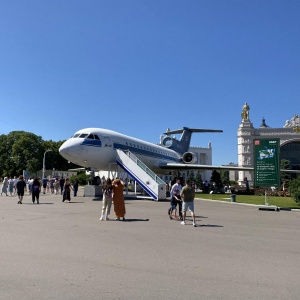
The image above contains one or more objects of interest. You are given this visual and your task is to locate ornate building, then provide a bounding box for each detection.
[238,103,300,184]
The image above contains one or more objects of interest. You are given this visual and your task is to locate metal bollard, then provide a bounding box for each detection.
[230,194,236,202]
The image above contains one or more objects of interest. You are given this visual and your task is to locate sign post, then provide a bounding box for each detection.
[254,139,280,210]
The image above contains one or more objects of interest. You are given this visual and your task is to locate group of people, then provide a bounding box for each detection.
[1,175,78,204]
[36,176,79,197]
[168,178,197,227]
[2,174,196,226]
[0,175,28,204]
[0,176,20,196]
[99,178,126,221]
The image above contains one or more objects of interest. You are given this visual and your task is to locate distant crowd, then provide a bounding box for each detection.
[0,176,79,204]
[1,175,198,228]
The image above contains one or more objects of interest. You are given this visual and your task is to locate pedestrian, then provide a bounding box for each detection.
[204,180,209,193]
[13,176,18,194]
[8,177,14,196]
[54,178,60,195]
[180,179,197,227]
[28,177,34,195]
[62,178,72,203]
[175,189,183,220]
[168,189,180,220]
[42,176,48,194]
[1,177,8,196]
[16,175,27,204]
[99,178,113,221]
[72,177,79,197]
[59,177,65,195]
[112,178,126,221]
[170,178,182,198]
[31,177,41,204]
[50,177,55,194]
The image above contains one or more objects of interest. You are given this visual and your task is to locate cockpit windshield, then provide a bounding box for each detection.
[72,133,100,140]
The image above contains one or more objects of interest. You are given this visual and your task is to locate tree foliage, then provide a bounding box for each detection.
[210,170,222,187]
[0,131,78,178]
[288,177,300,203]
[280,159,293,189]
[70,172,90,185]
[220,170,230,185]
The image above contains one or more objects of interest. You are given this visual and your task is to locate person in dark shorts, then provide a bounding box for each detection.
[168,189,181,220]
[42,177,48,194]
[16,175,27,204]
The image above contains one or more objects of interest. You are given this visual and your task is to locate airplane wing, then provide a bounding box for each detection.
[159,163,300,173]
[159,163,254,171]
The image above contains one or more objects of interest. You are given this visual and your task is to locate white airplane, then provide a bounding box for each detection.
[59,127,254,176]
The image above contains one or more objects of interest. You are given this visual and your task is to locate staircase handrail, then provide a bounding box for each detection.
[123,150,165,185]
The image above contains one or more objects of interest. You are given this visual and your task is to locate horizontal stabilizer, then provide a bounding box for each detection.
[164,128,223,135]
[67,167,86,172]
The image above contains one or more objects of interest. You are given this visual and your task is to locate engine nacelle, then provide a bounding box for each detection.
[182,152,198,164]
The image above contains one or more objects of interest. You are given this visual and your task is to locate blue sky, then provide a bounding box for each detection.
[1,0,300,165]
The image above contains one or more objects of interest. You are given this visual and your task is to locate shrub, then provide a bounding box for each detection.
[70,172,89,185]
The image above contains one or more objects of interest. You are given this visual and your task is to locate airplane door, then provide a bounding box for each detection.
[103,136,112,147]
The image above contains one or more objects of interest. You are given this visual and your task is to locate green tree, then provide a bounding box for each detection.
[0,132,79,178]
[195,171,203,190]
[289,177,300,203]
[280,159,293,189]
[70,172,89,185]
[221,170,230,185]
[210,170,222,187]
[41,140,78,171]
[0,131,44,176]
[187,170,195,184]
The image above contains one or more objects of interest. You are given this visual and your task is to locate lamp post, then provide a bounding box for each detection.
[42,149,52,179]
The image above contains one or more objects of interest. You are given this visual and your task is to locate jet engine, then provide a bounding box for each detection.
[182,152,197,164]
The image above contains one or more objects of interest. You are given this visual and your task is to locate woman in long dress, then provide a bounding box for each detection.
[112,178,126,221]
[62,178,72,203]
[8,177,14,196]
[1,177,8,196]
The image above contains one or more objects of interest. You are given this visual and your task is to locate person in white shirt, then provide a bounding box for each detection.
[170,178,183,219]
[13,176,19,194]
[170,178,182,198]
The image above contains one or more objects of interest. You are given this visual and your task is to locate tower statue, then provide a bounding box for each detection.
[241,102,250,121]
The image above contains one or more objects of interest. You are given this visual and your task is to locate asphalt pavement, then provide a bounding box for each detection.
[1,188,300,300]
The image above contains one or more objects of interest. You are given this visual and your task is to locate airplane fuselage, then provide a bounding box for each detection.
[59,128,181,174]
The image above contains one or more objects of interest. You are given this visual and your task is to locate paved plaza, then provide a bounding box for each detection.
[1,188,300,300]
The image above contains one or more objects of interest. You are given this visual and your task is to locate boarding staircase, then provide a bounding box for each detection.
[116,149,167,200]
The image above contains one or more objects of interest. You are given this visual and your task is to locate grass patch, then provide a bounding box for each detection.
[195,193,300,210]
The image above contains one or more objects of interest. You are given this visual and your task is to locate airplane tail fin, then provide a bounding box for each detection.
[163,127,223,155]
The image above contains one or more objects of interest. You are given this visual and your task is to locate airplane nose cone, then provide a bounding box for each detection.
[59,140,82,161]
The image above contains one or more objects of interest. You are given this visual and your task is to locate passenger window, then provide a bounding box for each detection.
[79,133,88,138]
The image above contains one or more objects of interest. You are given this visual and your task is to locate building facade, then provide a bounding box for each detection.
[238,103,300,184]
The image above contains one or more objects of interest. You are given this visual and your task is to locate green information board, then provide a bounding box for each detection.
[254,138,280,187]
